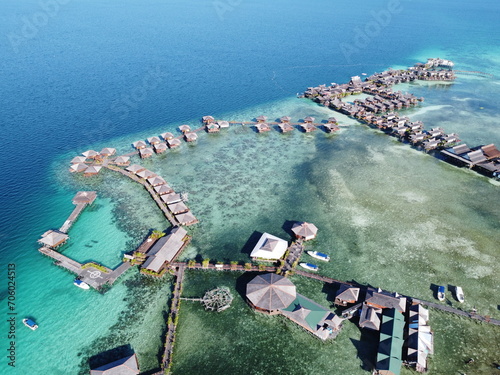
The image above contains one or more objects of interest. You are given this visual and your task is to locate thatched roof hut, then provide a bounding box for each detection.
[246,273,296,314]
[139,147,154,159]
[179,124,191,133]
[99,148,116,157]
[69,163,88,173]
[72,191,97,205]
[136,169,156,179]
[303,116,315,123]
[255,123,271,133]
[335,285,360,306]
[132,140,147,150]
[167,201,189,214]
[154,142,167,154]
[114,156,130,166]
[184,132,198,142]
[147,136,162,145]
[278,123,294,133]
[176,211,198,225]
[154,184,174,195]
[161,132,174,140]
[71,156,87,164]
[167,138,181,148]
[256,115,267,123]
[147,176,166,186]
[217,120,229,128]
[39,230,69,248]
[90,353,139,375]
[206,123,220,133]
[82,150,99,159]
[161,193,182,204]
[125,164,145,174]
[280,116,292,123]
[292,221,318,241]
[84,165,102,176]
[202,115,215,124]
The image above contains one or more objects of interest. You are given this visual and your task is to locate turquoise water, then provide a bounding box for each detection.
[1,0,499,374]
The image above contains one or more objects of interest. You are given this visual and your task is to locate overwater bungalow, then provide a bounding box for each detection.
[114,156,130,166]
[206,123,220,133]
[99,147,116,157]
[323,123,340,133]
[161,193,182,204]
[246,273,296,315]
[132,140,147,150]
[72,191,97,205]
[167,138,181,148]
[136,169,156,179]
[147,176,166,186]
[90,353,140,375]
[202,115,215,124]
[39,230,69,249]
[84,165,102,176]
[422,139,440,151]
[167,201,189,214]
[154,184,174,195]
[303,116,315,124]
[154,142,167,154]
[250,232,288,260]
[69,163,88,173]
[161,132,174,140]
[327,117,338,124]
[300,123,316,133]
[71,156,87,164]
[184,132,198,142]
[255,123,271,133]
[175,211,198,226]
[125,164,145,174]
[280,116,292,123]
[482,144,500,160]
[82,150,99,159]
[179,124,191,133]
[147,136,162,145]
[365,289,406,313]
[335,285,360,306]
[278,123,294,133]
[139,147,154,159]
[256,115,267,123]
[291,221,318,241]
[217,120,230,128]
[141,226,189,275]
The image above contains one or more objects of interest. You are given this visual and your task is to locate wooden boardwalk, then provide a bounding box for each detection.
[171,262,277,273]
[162,263,186,374]
[106,165,179,226]
[281,241,305,274]
[60,203,87,233]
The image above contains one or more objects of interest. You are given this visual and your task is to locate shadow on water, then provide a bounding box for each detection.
[88,344,134,370]
[235,272,261,302]
[281,220,296,239]
[350,325,378,372]
[240,231,263,256]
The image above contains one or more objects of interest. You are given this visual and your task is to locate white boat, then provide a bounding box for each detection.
[23,318,38,331]
[437,286,445,301]
[299,262,319,271]
[74,279,90,290]
[307,251,330,262]
[455,286,465,303]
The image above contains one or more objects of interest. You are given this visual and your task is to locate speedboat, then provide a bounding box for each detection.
[74,279,90,290]
[299,262,319,271]
[455,286,465,303]
[437,286,445,301]
[307,251,330,262]
[23,318,38,331]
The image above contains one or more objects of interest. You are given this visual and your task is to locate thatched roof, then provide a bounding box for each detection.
[125,164,145,174]
[335,285,360,304]
[303,116,315,123]
[280,116,292,123]
[147,176,166,186]
[246,273,296,311]
[217,120,229,128]
[132,140,147,149]
[70,163,88,173]
[136,169,156,179]
[202,115,215,123]
[179,124,191,133]
[39,230,69,248]
[90,353,139,375]
[71,156,87,164]
[176,211,197,225]
[154,184,173,195]
[167,139,181,148]
[72,191,97,205]
[154,143,167,153]
[161,193,182,204]
[147,136,161,145]
[167,201,189,214]
[184,132,198,142]
[256,115,267,122]
[161,132,174,140]
[292,222,318,240]
[100,147,116,156]
[84,166,102,175]
[114,156,130,165]
[82,150,99,158]
[139,148,154,158]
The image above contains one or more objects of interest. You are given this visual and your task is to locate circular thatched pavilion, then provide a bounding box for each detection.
[246,273,296,315]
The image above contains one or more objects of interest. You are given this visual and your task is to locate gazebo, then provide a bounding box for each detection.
[99,147,116,157]
[167,138,181,148]
[161,132,174,140]
[39,230,69,248]
[246,273,296,315]
[184,132,198,142]
[291,221,318,241]
[179,124,191,133]
[90,353,139,375]
[82,150,99,159]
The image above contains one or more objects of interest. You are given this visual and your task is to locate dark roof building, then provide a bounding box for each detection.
[246,273,296,314]
[90,353,139,375]
[142,227,189,274]
[335,285,360,306]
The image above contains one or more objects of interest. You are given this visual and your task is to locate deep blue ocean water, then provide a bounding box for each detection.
[1,0,499,373]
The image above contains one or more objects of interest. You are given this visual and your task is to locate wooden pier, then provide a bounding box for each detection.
[280,241,305,275]
[106,165,180,226]
[59,191,97,233]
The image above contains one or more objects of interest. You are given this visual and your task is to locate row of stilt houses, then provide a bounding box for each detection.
[302,58,500,179]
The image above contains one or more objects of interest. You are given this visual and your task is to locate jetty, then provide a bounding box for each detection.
[60,191,96,233]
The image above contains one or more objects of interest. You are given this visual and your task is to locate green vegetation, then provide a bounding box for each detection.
[151,230,165,240]
[81,262,108,273]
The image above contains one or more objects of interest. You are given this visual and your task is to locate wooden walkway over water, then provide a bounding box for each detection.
[106,165,179,226]
[161,263,186,373]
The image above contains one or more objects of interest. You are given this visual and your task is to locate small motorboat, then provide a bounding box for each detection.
[306,251,330,262]
[74,279,90,290]
[455,286,465,303]
[299,262,319,271]
[437,286,445,301]
[23,318,38,331]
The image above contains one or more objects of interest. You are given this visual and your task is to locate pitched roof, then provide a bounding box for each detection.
[359,304,382,330]
[125,164,145,173]
[246,273,296,311]
[161,132,174,140]
[114,156,130,164]
[280,293,331,332]
[82,150,99,158]
[335,285,360,303]
[154,184,174,195]
[90,353,139,375]
[147,136,161,145]
[85,165,102,175]
[71,156,87,164]
[292,222,318,239]
[176,211,197,225]
[39,230,69,247]
[136,169,156,179]
[72,191,97,205]
[179,124,191,132]
[167,201,189,214]
[100,147,116,156]
[161,193,182,204]
[365,290,406,312]
[185,132,198,141]
[250,232,288,259]
[147,176,166,186]
[142,227,188,272]
[132,140,147,149]
[167,138,181,147]
[70,163,88,173]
